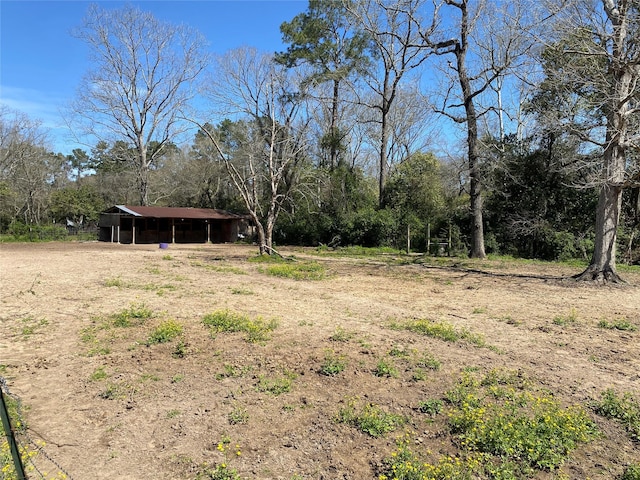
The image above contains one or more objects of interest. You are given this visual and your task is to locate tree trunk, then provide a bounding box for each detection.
[455,14,486,259]
[575,5,630,284]
[575,184,623,283]
[469,166,486,258]
[465,88,485,259]
[255,220,268,255]
[379,75,391,208]
[138,145,150,206]
[139,172,149,206]
[330,79,340,170]
[379,117,388,208]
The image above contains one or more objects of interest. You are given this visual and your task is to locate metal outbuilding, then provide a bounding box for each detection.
[98,205,248,244]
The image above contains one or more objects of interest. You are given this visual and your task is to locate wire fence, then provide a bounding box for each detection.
[1,376,75,480]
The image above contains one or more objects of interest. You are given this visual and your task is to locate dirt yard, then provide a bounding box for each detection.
[1,241,639,479]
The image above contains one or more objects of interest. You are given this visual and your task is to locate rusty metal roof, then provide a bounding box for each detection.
[110,205,246,220]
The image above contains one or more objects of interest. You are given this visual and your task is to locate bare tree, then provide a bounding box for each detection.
[418,0,537,258]
[0,106,49,178]
[199,48,312,255]
[0,107,63,225]
[538,0,640,282]
[347,0,433,205]
[69,4,209,206]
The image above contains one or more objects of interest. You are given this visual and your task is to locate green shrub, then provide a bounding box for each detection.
[6,222,68,242]
[340,207,398,247]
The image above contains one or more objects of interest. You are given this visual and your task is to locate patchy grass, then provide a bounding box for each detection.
[593,389,640,442]
[256,372,295,396]
[112,303,154,327]
[230,286,254,295]
[147,319,183,345]
[598,318,637,331]
[79,303,155,356]
[553,308,579,326]
[314,245,403,257]
[261,261,326,280]
[248,253,327,279]
[380,369,598,479]
[202,309,278,343]
[329,326,355,342]
[373,357,399,378]
[18,315,48,338]
[191,260,247,275]
[89,366,109,381]
[104,276,127,288]
[336,398,406,438]
[319,349,348,376]
[392,318,486,347]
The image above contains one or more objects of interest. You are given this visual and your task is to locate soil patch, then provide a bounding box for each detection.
[1,242,639,479]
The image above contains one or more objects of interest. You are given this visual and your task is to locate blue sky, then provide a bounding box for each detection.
[0,0,308,155]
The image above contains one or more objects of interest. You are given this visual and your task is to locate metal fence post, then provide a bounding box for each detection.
[0,387,26,480]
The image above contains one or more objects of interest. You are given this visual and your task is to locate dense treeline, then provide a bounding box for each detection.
[1,114,632,262]
[1,0,639,273]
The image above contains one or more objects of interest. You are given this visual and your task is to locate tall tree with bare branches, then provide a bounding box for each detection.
[70,4,209,206]
[199,48,312,255]
[347,0,433,205]
[417,0,536,258]
[536,0,640,282]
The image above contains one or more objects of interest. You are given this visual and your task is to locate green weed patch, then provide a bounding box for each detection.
[337,398,406,438]
[319,349,348,376]
[202,309,278,343]
[147,319,183,345]
[392,318,485,346]
[594,388,640,442]
[262,261,326,280]
[597,318,637,331]
[380,369,598,479]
